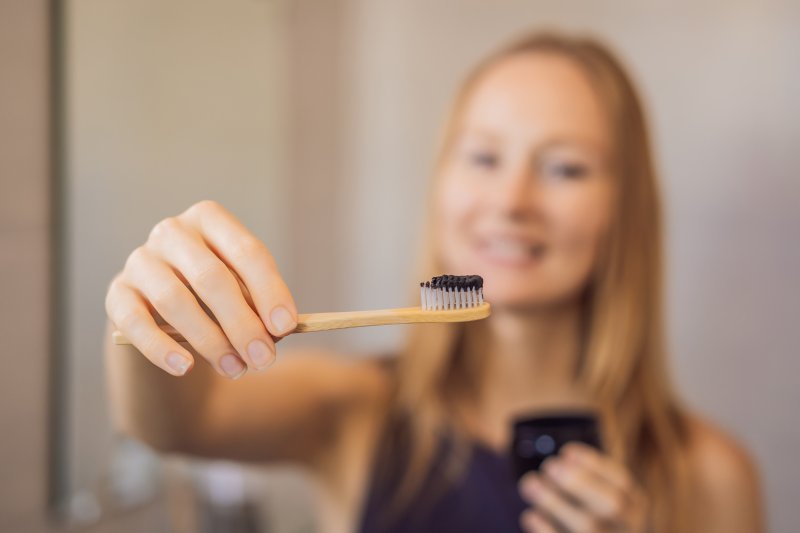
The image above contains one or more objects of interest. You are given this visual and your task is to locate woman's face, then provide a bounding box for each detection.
[435,52,614,309]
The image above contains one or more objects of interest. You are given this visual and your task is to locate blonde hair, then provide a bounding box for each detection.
[383,31,691,532]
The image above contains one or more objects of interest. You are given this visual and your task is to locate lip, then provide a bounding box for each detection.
[473,235,546,269]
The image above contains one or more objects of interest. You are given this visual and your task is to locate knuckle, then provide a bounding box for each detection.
[124,245,148,274]
[190,261,230,294]
[186,199,221,218]
[105,276,123,316]
[148,216,181,243]
[230,235,268,264]
[198,199,221,211]
[149,281,187,314]
[113,306,142,332]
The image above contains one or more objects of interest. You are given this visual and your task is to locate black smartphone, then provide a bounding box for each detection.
[510,411,603,481]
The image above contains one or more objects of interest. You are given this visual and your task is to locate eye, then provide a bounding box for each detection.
[467,150,499,170]
[541,161,589,180]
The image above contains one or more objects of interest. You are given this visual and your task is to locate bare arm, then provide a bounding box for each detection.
[106,324,387,465]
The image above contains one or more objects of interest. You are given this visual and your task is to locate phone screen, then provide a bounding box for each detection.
[510,412,602,480]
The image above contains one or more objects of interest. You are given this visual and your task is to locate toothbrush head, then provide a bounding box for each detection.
[420,275,484,311]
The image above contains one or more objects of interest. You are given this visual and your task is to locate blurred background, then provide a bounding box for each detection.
[1,0,798,531]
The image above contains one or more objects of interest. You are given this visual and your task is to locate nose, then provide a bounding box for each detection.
[491,163,540,220]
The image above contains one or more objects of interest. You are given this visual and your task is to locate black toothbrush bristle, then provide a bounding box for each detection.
[419,274,484,310]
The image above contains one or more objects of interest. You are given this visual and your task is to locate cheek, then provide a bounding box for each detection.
[438,173,478,217]
[548,185,612,279]
[435,173,480,243]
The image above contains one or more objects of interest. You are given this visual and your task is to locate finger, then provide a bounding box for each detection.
[520,510,558,533]
[542,457,627,522]
[519,472,538,506]
[146,216,276,372]
[561,442,635,495]
[519,473,601,532]
[122,246,251,378]
[106,278,194,377]
[180,200,298,337]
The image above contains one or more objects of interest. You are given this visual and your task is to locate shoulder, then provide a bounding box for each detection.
[684,414,759,491]
[683,414,764,532]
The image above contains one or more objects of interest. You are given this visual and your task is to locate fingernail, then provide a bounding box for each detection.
[220,354,246,379]
[270,306,296,336]
[247,339,275,369]
[166,352,192,376]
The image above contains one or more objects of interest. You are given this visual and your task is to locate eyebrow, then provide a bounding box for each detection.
[535,137,608,153]
[456,129,607,156]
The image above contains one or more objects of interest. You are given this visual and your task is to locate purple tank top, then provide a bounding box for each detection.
[357,433,529,532]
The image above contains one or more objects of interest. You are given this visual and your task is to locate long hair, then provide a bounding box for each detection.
[385,31,691,531]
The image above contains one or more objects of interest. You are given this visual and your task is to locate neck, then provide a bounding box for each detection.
[463,301,592,420]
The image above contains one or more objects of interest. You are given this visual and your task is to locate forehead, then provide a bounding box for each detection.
[459,52,610,148]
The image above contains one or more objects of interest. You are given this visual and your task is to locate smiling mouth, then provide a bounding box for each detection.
[475,239,546,265]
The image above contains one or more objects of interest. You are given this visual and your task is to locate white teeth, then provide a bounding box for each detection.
[484,240,535,259]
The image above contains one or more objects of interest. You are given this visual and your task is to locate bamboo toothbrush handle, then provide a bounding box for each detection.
[294,302,491,332]
[111,302,491,345]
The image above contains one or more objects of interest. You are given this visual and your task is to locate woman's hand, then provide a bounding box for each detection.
[105,200,298,379]
[518,443,648,532]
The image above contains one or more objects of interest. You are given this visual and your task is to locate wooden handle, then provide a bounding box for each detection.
[111,302,491,345]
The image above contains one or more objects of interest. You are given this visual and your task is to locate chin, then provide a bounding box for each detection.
[483,288,549,309]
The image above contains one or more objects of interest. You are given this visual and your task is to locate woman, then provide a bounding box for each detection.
[105,32,763,532]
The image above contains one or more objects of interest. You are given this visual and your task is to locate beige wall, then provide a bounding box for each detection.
[0,1,52,529]
[0,1,171,531]
[63,0,293,496]
[62,1,315,531]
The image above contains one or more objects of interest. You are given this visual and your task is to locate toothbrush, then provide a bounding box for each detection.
[112,274,490,345]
